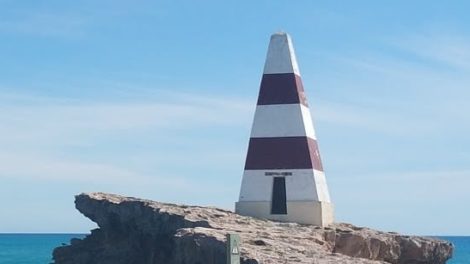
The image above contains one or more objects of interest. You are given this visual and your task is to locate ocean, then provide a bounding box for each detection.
[0,234,86,264]
[0,234,467,264]
[442,237,470,264]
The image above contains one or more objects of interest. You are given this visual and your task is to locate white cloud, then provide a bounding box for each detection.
[0,88,251,209]
[330,168,470,235]
[393,33,470,72]
[0,152,137,183]
[313,31,470,139]
[0,12,88,37]
[314,101,435,137]
[0,90,253,147]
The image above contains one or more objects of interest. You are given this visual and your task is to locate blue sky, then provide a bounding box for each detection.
[0,0,469,235]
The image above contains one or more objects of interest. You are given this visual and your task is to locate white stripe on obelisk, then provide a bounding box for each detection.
[250,104,317,139]
[313,170,331,202]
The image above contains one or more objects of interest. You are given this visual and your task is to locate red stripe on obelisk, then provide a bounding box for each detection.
[244,137,323,171]
[256,73,308,106]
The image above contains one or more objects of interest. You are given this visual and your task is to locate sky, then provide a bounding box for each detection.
[0,0,469,235]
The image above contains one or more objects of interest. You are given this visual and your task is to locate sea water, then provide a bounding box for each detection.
[442,236,470,264]
[0,234,467,264]
[0,234,86,264]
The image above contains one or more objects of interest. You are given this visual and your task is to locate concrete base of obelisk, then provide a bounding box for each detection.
[235,200,334,227]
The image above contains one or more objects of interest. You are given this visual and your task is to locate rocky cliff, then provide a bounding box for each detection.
[53,193,453,264]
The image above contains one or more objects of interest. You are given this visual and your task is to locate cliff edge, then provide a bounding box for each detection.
[52,193,453,264]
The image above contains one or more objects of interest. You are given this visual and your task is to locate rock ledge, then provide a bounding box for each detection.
[53,193,453,264]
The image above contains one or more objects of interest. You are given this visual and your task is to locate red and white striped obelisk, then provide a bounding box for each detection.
[235,32,334,226]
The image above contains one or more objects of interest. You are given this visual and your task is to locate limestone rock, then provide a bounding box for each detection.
[52,193,453,264]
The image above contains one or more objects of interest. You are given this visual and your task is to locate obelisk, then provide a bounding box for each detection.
[235,32,334,226]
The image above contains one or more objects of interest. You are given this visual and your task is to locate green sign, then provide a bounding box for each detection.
[226,233,240,264]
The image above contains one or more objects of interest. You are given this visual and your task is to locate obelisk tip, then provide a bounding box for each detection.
[263,32,300,75]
